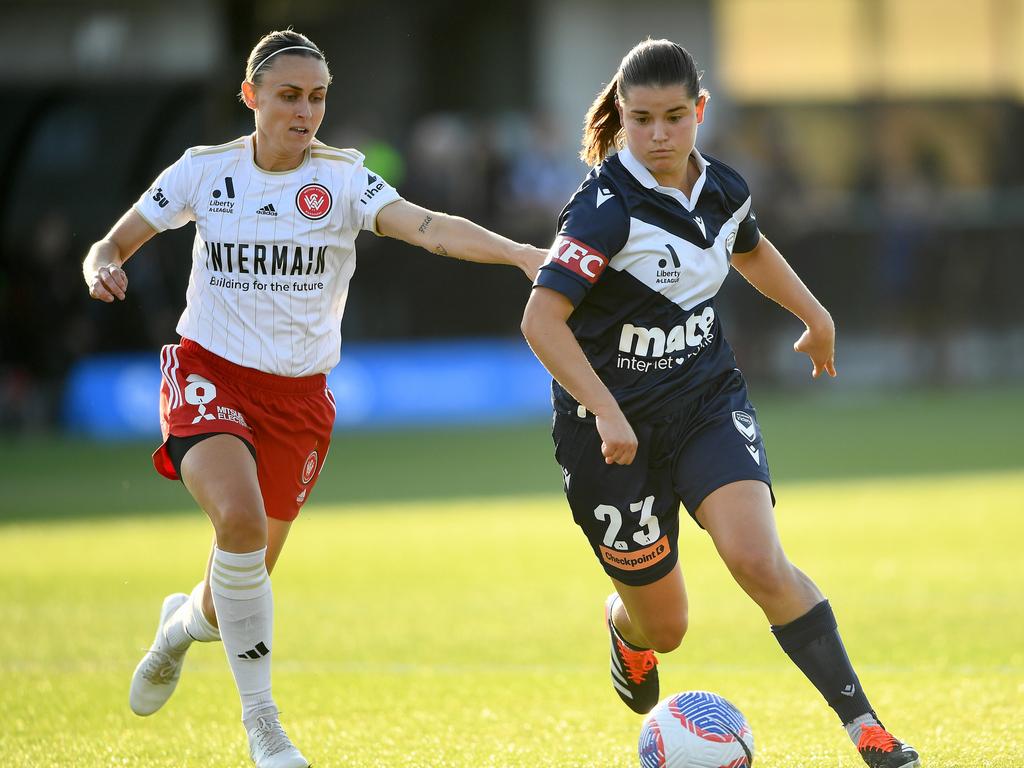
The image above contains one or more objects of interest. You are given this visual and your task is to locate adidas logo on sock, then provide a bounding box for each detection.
[238,641,271,659]
[256,203,277,216]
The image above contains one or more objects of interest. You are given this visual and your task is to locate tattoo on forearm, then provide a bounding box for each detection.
[418,215,433,234]
[433,244,449,257]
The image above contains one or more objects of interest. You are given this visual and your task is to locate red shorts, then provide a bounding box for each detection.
[153,338,336,521]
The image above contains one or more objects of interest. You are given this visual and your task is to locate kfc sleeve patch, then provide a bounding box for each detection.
[546,236,608,284]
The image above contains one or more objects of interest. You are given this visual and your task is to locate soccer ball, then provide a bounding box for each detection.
[638,691,754,768]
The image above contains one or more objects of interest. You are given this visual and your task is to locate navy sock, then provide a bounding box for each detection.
[771,599,873,724]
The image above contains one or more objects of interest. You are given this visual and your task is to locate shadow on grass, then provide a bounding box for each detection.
[1,387,1021,524]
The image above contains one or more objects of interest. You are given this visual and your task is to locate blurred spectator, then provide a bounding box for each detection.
[497,112,580,238]
[1,210,90,430]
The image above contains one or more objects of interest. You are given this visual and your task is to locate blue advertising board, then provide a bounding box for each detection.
[63,339,553,438]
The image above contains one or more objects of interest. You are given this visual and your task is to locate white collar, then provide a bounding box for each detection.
[618,146,707,212]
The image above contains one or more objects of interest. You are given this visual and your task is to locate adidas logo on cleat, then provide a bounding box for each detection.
[256,203,278,216]
[238,641,271,659]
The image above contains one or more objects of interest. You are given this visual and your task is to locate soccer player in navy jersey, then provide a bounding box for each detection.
[521,39,919,768]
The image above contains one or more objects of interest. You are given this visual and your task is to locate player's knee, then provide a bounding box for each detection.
[727,549,790,596]
[642,612,688,654]
[210,501,267,550]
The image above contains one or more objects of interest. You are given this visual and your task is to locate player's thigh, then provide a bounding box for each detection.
[611,561,688,637]
[695,479,782,567]
[554,413,681,587]
[180,433,267,531]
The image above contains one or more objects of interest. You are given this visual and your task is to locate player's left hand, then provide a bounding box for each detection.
[793,319,837,379]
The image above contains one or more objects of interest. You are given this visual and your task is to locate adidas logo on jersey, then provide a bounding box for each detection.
[256,203,278,216]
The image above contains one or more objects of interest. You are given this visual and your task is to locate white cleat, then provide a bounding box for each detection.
[247,712,310,768]
[128,592,189,716]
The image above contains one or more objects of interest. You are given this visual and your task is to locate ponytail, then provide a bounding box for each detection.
[580,78,622,166]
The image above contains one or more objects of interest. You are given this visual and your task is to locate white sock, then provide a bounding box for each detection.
[844,712,882,745]
[165,581,221,651]
[210,547,277,722]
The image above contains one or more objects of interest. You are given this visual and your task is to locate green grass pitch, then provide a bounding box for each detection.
[1,388,1022,766]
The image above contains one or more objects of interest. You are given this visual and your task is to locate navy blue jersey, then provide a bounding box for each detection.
[535,147,760,422]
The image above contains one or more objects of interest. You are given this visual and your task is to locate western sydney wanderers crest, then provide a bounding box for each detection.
[301,450,318,484]
[296,183,332,220]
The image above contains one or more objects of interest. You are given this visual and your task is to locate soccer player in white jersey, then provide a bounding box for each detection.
[521,40,920,768]
[83,29,545,768]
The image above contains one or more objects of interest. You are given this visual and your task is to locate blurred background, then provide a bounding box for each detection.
[3,8,1021,765]
[0,0,1022,439]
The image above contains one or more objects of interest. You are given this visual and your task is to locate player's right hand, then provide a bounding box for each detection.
[87,264,128,302]
[793,318,836,379]
[595,409,638,465]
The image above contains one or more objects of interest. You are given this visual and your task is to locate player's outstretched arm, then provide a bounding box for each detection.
[731,235,837,379]
[375,200,546,280]
[83,209,158,302]
[522,286,637,465]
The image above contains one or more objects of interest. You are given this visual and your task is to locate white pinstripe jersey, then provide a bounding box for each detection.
[134,133,402,376]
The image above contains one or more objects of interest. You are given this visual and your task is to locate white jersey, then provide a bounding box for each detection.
[133,133,402,376]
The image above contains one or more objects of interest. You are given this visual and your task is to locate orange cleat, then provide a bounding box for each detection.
[605,593,659,714]
[857,724,921,768]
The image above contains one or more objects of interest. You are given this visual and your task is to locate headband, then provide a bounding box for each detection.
[252,45,322,77]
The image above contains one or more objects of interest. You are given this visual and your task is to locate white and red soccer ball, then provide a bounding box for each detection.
[639,691,754,768]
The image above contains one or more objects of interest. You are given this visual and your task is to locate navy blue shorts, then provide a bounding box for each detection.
[551,369,774,587]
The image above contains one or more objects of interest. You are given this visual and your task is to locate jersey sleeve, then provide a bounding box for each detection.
[348,163,402,235]
[733,198,760,253]
[133,149,195,232]
[534,176,630,306]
